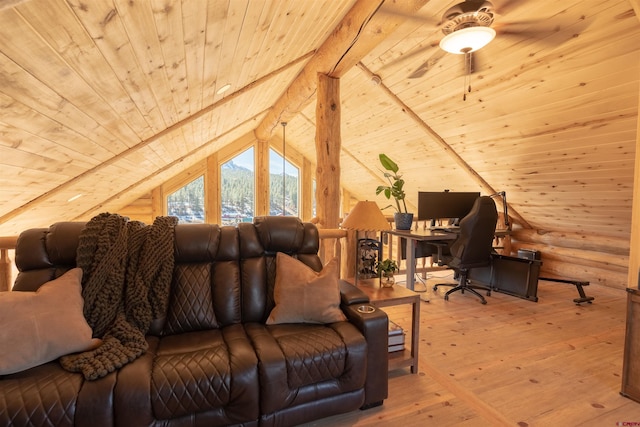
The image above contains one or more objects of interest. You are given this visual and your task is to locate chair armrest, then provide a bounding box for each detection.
[339,279,369,306]
[339,286,388,408]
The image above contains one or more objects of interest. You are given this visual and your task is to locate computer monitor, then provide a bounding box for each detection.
[417,191,481,222]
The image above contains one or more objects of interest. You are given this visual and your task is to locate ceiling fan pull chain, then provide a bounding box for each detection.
[467,52,472,94]
[462,51,472,101]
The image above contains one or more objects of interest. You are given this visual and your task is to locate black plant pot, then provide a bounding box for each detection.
[394,212,414,230]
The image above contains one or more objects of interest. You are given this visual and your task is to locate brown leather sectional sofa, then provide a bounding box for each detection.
[0,216,388,426]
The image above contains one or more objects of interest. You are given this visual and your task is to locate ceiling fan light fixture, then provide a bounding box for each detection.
[439,26,496,54]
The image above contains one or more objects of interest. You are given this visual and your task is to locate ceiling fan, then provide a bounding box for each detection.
[406,0,497,82]
[438,0,497,53]
[378,0,589,99]
[378,0,552,98]
[379,0,535,77]
[416,0,499,99]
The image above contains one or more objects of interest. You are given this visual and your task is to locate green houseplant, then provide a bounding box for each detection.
[375,153,413,230]
[375,258,398,288]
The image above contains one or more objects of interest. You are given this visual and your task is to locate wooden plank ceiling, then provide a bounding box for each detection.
[0,0,638,247]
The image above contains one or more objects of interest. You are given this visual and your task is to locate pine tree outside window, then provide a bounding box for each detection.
[269,149,299,217]
[167,176,205,223]
[221,148,255,226]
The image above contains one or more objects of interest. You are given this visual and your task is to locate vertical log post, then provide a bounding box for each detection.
[315,73,342,262]
[0,249,10,291]
[0,236,17,291]
[341,189,356,278]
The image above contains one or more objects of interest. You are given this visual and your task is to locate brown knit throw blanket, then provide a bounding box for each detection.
[60,213,178,380]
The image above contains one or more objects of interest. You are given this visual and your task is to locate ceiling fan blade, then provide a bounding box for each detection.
[492,0,525,16]
[376,8,441,26]
[376,39,440,74]
[497,27,556,40]
[408,49,447,79]
[495,16,590,47]
[408,61,430,79]
[494,19,548,30]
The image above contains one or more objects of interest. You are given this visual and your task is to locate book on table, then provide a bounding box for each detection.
[388,320,405,351]
[388,343,405,352]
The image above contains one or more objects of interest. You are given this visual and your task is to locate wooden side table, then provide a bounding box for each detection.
[352,279,420,374]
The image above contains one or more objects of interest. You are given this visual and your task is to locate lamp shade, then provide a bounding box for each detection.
[439,26,496,54]
[341,201,391,231]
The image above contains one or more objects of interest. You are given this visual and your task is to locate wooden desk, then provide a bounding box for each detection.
[387,229,456,292]
[355,279,420,374]
[387,228,511,292]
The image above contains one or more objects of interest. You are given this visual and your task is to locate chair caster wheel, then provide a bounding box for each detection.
[444,295,449,301]
[432,285,438,291]
[481,300,487,305]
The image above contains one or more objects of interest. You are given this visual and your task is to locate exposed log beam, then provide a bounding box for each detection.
[254,0,432,141]
[355,62,532,229]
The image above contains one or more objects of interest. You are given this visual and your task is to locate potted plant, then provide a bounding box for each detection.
[375,153,414,230]
[375,258,398,288]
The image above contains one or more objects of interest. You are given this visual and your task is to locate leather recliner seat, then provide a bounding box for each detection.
[0,216,388,426]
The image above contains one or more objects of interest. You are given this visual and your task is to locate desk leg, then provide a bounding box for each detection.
[405,237,416,291]
[411,298,420,374]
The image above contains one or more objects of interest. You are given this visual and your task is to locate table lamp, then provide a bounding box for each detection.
[341,201,391,285]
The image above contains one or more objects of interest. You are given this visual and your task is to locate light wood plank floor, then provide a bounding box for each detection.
[304,271,640,426]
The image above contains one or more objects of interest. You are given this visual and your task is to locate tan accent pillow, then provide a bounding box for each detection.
[0,268,100,375]
[267,253,346,325]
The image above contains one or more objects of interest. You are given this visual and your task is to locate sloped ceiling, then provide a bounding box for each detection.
[0,0,638,246]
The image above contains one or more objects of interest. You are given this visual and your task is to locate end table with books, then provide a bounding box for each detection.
[347,278,420,374]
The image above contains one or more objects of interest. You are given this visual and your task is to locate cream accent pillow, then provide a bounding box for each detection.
[267,253,346,325]
[0,268,100,375]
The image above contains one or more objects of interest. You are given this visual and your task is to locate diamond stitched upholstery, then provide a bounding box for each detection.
[278,327,346,389]
[0,363,81,427]
[148,326,259,423]
[163,264,217,335]
[245,320,369,418]
[152,340,230,419]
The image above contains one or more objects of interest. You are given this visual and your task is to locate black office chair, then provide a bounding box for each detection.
[432,196,498,304]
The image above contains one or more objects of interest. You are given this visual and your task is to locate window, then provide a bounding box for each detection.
[221,148,255,226]
[167,176,205,223]
[269,149,299,216]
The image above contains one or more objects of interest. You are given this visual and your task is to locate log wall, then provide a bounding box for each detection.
[510,227,630,289]
[119,193,154,224]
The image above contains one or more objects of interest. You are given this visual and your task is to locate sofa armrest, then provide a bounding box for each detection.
[339,282,388,409]
[339,280,369,306]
